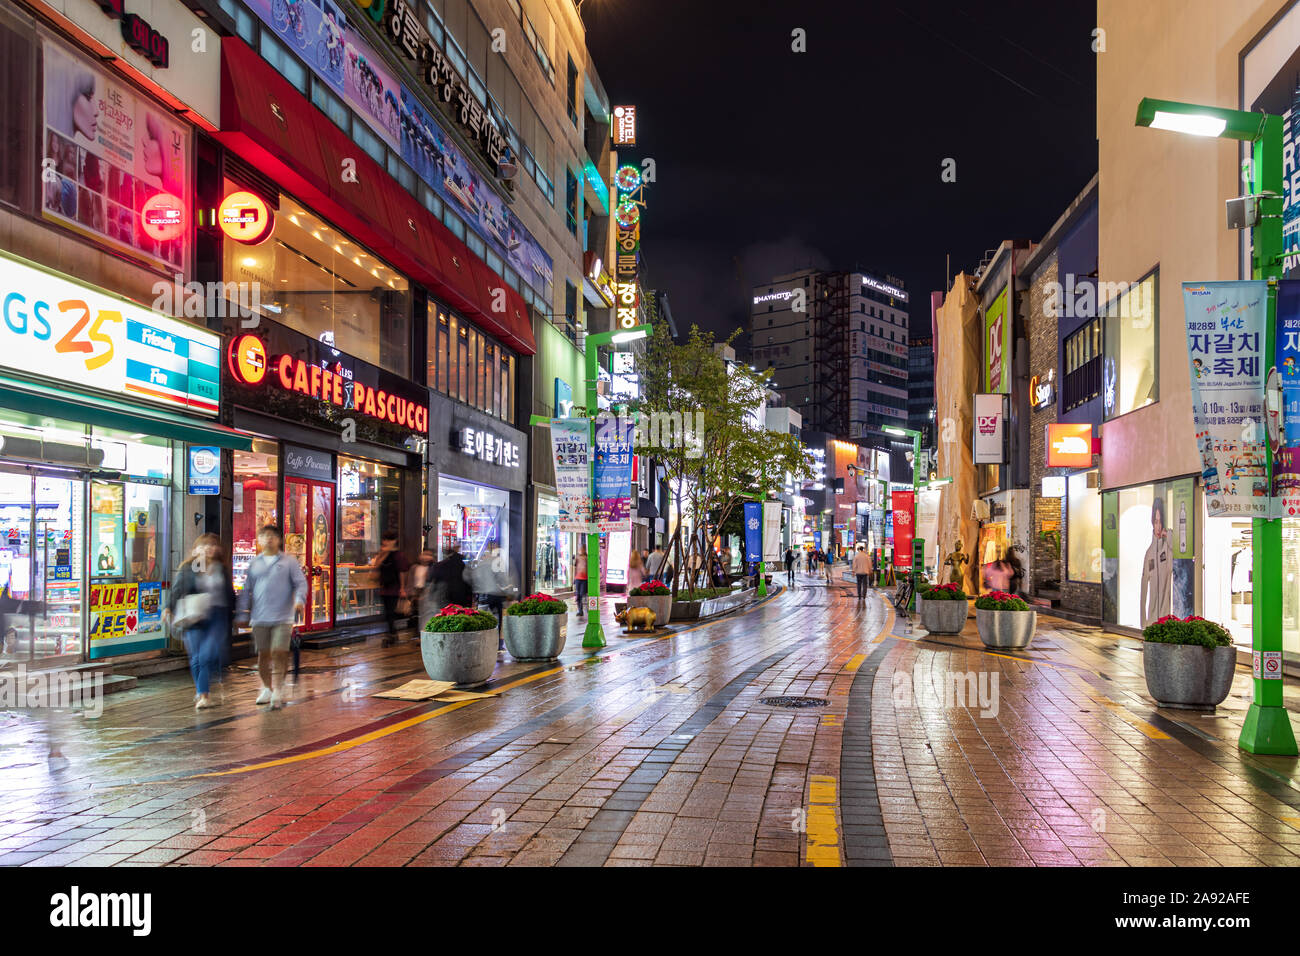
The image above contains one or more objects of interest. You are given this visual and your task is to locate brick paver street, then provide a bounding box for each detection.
[2,579,1299,867]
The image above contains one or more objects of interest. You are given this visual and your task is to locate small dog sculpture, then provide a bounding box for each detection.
[616,607,657,632]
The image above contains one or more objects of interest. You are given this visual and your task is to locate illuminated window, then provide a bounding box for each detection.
[1102,269,1158,420]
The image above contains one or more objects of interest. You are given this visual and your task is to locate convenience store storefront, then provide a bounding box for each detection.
[224,318,427,636]
[0,250,250,664]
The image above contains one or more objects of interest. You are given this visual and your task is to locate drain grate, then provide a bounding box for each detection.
[759,695,828,709]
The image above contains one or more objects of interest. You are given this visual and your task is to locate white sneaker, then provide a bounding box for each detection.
[270,689,285,710]
[255,687,272,705]
[195,695,213,710]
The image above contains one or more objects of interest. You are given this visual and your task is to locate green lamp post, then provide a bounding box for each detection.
[1135,96,1297,755]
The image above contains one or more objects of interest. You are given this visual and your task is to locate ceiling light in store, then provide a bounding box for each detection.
[289,215,300,226]
[241,257,257,267]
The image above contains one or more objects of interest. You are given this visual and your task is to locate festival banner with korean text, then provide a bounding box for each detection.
[549,418,590,533]
[593,416,634,533]
[1273,281,1300,515]
[1182,280,1269,517]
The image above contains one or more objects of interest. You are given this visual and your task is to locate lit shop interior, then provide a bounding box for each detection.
[0,415,172,663]
[437,476,509,563]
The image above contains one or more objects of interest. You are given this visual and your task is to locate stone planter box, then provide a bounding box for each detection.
[921,598,969,634]
[628,593,672,626]
[671,599,702,621]
[700,587,756,618]
[503,614,566,662]
[420,628,498,686]
[976,608,1036,648]
[1142,642,1236,710]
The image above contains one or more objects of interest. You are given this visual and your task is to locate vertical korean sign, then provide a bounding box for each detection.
[594,416,634,533]
[892,490,915,570]
[550,418,590,533]
[1275,281,1300,514]
[1183,281,1269,517]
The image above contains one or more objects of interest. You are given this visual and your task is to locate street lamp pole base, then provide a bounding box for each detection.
[583,620,606,648]
[1239,702,1298,755]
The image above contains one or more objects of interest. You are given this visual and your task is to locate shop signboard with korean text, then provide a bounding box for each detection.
[892,490,915,571]
[550,418,590,533]
[187,446,220,494]
[243,0,553,301]
[1182,280,1269,517]
[224,319,426,449]
[972,393,1006,464]
[41,37,190,274]
[0,249,220,414]
[88,581,165,657]
[593,416,634,533]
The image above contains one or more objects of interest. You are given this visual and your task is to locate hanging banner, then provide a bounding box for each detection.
[549,418,590,533]
[916,488,941,569]
[593,416,634,533]
[1182,280,1269,517]
[893,489,915,571]
[743,501,763,564]
[762,501,783,563]
[1274,281,1300,515]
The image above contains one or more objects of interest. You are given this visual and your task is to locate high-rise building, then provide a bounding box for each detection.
[749,269,910,447]
[908,334,936,453]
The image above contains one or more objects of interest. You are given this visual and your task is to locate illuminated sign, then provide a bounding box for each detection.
[613,105,636,145]
[753,290,795,305]
[1041,476,1066,498]
[861,275,908,302]
[96,0,169,67]
[140,193,185,241]
[1030,372,1055,410]
[1046,423,1093,468]
[226,333,428,434]
[973,393,1005,464]
[459,426,520,469]
[218,191,274,244]
[0,249,218,414]
[614,165,646,330]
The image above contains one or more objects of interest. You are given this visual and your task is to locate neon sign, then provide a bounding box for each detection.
[140,193,184,241]
[218,191,273,245]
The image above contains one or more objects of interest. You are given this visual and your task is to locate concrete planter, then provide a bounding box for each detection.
[628,593,672,625]
[503,613,567,662]
[921,598,969,634]
[420,627,498,686]
[976,607,1037,648]
[1142,642,1236,710]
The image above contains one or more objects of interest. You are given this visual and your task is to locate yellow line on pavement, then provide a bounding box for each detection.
[192,586,791,780]
[805,774,841,867]
[845,654,866,672]
[1089,694,1171,740]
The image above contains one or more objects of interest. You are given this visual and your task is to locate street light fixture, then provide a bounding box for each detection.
[1135,96,1296,756]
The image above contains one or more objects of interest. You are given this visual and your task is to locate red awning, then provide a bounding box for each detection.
[216,37,535,355]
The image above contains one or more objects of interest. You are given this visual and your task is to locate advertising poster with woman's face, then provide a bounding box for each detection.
[41,39,189,273]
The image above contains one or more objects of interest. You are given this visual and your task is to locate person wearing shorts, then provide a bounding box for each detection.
[236,525,307,710]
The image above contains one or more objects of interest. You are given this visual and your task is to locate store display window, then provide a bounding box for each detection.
[535,493,571,591]
[1101,478,1195,630]
[223,188,411,376]
[232,440,280,596]
[439,476,508,563]
[336,456,402,623]
[1066,470,1102,584]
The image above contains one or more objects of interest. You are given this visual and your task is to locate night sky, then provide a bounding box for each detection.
[583,0,1098,342]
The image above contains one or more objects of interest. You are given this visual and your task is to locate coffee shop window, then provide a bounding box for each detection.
[223,188,410,375]
[335,456,402,622]
[427,302,517,424]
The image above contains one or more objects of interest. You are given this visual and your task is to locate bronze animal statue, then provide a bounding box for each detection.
[616,606,657,632]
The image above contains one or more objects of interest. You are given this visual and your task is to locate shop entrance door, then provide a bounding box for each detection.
[284,478,334,631]
[0,469,86,664]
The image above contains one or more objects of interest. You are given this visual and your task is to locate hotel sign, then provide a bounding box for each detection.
[613,105,636,145]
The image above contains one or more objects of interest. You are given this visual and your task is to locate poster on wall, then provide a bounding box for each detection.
[1182,280,1270,517]
[41,39,189,274]
[593,417,634,534]
[90,482,124,579]
[550,418,590,533]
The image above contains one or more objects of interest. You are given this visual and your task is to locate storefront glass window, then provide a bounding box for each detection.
[439,476,508,563]
[224,188,411,376]
[1102,478,1194,630]
[336,456,402,622]
[1067,470,1101,583]
[1102,270,1158,420]
[426,301,517,424]
[535,493,571,591]
[232,440,279,595]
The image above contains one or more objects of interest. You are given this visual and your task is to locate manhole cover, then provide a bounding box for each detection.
[759,696,828,709]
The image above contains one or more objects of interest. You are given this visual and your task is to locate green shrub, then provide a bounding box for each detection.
[425,605,498,632]
[505,592,567,616]
[1142,615,1232,648]
[630,580,670,596]
[974,590,1030,611]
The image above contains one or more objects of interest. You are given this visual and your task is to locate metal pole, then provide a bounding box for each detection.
[1241,114,1297,754]
[584,342,605,648]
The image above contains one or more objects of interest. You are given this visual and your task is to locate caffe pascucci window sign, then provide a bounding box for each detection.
[457,426,519,469]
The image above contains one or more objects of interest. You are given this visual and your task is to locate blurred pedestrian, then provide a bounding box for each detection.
[431,538,472,609]
[235,525,306,711]
[410,547,437,632]
[168,533,230,710]
[784,547,795,586]
[372,532,410,647]
[852,544,873,603]
[628,549,646,591]
[574,546,589,619]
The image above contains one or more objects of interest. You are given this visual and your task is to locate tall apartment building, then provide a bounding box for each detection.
[908,334,936,452]
[749,269,910,446]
